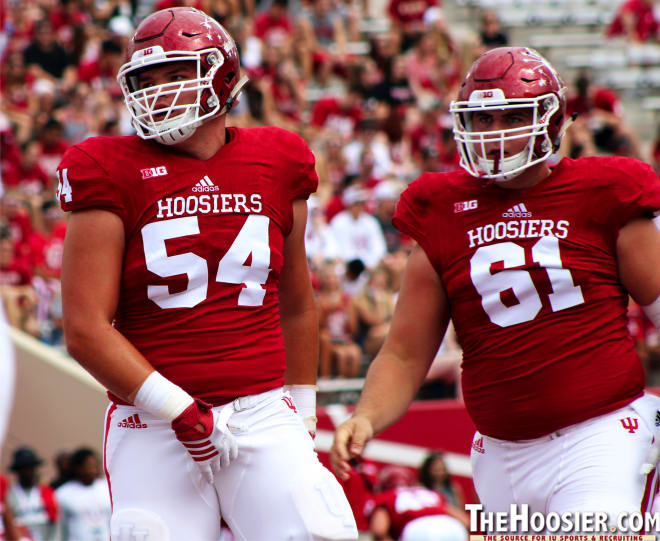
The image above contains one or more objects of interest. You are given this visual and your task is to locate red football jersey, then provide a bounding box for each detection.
[393,156,660,440]
[368,487,448,539]
[57,127,317,405]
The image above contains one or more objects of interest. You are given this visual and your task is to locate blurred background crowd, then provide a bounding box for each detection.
[0,443,471,540]
[1,0,660,401]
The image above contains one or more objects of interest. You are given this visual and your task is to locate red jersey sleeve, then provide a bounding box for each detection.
[392,173,441,262]
[595,156,660,230]
[277,129,318,201]
[57,145,127,222]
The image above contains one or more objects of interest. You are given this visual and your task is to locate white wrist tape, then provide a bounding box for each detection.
[134,372,194,422]
[643,294,660,329]
[284,384,317,420]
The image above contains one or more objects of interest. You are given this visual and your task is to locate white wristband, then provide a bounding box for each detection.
[643,294,660,329]
[134,372,194,422]
[284,384,317,420]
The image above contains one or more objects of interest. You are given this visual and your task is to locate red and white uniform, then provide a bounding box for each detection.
[394,156,660,440]
[368,487,466,541]
[58,126,315,406]
[393,156,660,516]
[57,127,358,541]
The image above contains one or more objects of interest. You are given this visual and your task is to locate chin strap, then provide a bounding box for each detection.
[220,75,250,116]
[554,112,578,150]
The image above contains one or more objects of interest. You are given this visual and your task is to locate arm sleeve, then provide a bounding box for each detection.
[57,146,128,223]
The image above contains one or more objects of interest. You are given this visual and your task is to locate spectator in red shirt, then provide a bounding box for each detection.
[12,142,50,195]
[254,0,294,48]
[0,225,32,288]
[76,38,124,96]
[311,86,364,140]
[387,0,438,51]
[338,459,379,533]
[367,465,468,541]
[606,0,659,42]
[37,118,69,183]
[566,72,643,159]
[0,224,38,336]
[29,200,67,280]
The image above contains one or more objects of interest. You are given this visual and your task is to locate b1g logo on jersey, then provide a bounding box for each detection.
[454,199,478,213]
[141,166,168,179]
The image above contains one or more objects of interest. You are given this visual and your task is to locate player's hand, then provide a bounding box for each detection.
[171,399,238,484]
[330,415,374,480]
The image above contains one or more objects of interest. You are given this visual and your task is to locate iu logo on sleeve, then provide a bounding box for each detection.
[620,417,639,434]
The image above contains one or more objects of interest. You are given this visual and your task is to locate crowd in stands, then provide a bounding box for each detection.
[0,446,110,540]
[1,0,660,394]
[0,443,470,540]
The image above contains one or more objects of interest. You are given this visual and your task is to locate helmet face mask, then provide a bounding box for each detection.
[117,8,248,146]
[451,90,560,182]
[450,47,566,183]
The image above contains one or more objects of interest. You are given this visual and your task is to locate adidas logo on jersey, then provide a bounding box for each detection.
[471,436,485,454]
[117,414,147,429]
[193,175,219,192]
[655,410,660,427]
[502,203,532,218]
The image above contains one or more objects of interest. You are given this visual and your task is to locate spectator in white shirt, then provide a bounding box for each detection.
[330,186,387,269]
[305,195,341,268]
[7,447,59,541]
[55,447,110,541]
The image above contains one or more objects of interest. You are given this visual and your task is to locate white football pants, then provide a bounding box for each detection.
[105,387,358,541]
[470,394,660,532]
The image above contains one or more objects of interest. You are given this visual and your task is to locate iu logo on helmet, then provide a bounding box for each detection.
[620,417,639,433]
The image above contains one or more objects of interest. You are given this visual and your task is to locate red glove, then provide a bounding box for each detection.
[171,399,238,484]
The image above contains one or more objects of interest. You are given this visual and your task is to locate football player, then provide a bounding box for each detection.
[58,7,357,540]
[331,47,660,524]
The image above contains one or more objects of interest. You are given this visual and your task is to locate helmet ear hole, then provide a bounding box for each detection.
[224,72,235,85]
